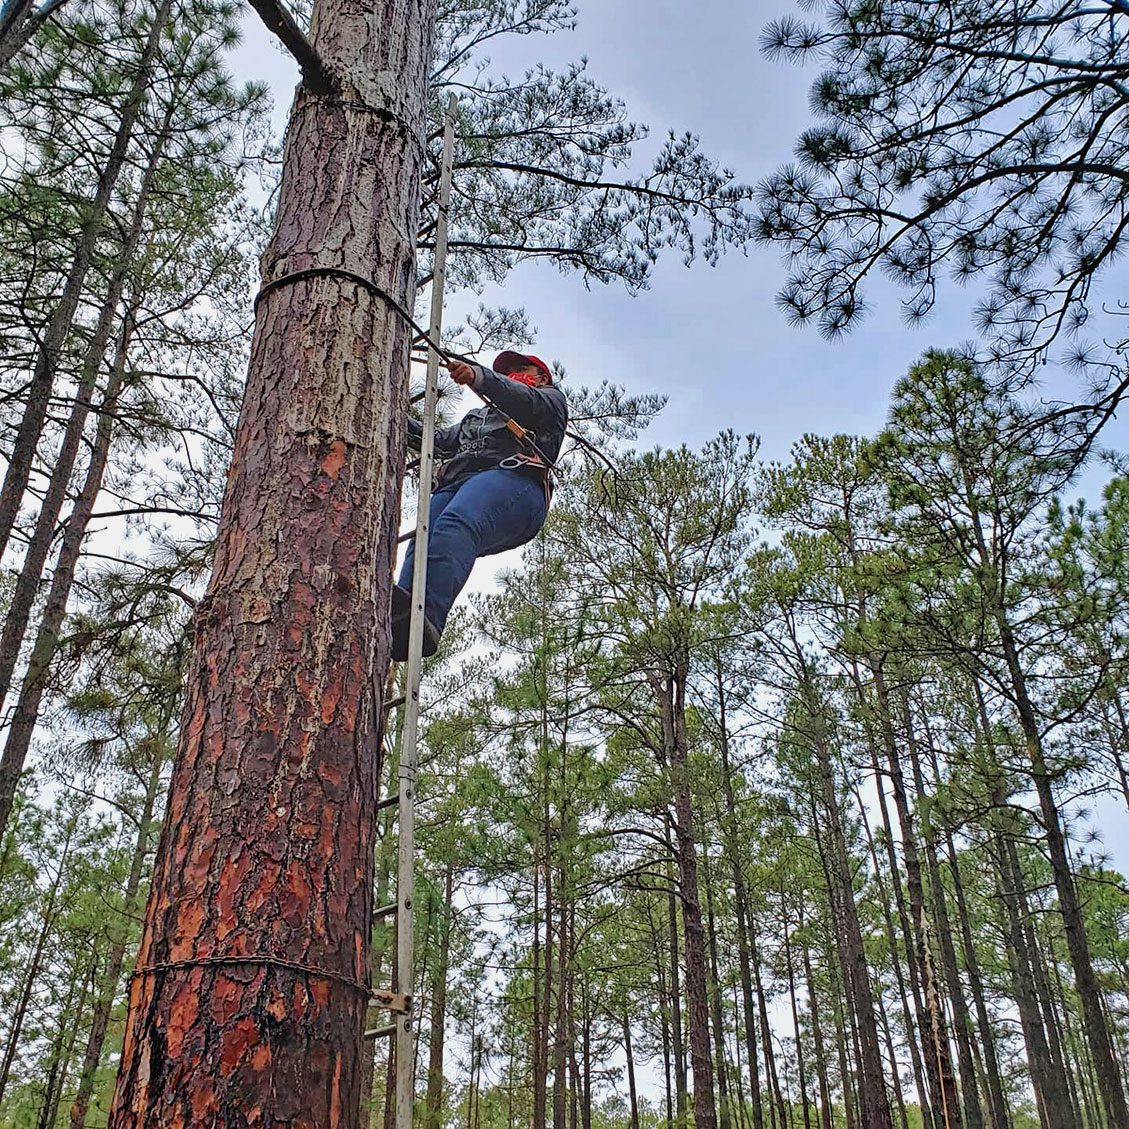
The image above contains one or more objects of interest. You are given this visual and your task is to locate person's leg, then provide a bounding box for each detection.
[397,481,459,592]
[419,468,547,634]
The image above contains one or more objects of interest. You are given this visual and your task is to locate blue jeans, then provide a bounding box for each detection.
[398,468,548,635]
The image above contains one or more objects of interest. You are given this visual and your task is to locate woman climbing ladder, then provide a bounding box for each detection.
[392,349,569,661]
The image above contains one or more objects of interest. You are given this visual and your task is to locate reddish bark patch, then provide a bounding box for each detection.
[220,1014,260,1074]
[321,439,348,479]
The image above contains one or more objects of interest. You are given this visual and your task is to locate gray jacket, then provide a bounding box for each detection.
[408,363,568,489]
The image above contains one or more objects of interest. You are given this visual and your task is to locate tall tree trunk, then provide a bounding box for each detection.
[553,867,569,1129]
[69,740,167,1128]
[624,1010,641,1129]
[960,459,1129,1129]
[804,684,893,1129]
[714,657,766,1129]
[990,825,1077,1129]
[0,0,172,565]
[903,699,982,1129]
[0,85,173,717]
[798,905,833,1129]
[750,924,786,1129]
[422,863,453,1129]
[658,665,717,1129]
[783,901,813,1129]
[0,305,135,840]
[667,819,688,1129]
[854,793,921,1129]
[37,967,84,1129]
[869,667,960,1129]
[704,847,732,1129]
[924,719,1010,1129]
[107,0,437,1120]
[0,814,74,1103]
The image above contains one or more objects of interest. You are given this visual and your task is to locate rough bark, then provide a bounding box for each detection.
[0,0,65,68]
[107,0,436,1122]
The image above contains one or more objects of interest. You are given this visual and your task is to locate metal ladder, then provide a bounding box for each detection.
[365,92,458,1129]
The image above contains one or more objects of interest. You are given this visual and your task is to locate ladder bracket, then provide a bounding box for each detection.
[371,989,412,1014]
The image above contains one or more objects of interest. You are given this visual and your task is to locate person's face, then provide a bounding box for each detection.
[518,363,549,386]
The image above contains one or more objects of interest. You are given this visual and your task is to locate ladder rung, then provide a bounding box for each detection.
[410,390,427,404]
[406,458,421,473]
[384,695,406,712]
[377,792,400,810]
[371,989,411,1014]
[397,528,416,544]
[365,1023,397,1039]
[374,902,399,920]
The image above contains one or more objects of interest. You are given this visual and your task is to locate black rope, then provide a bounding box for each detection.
[131,953,371,997]
[254,266,561,473]
[290,91,428,152]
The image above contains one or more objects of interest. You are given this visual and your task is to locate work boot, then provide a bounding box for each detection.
[390,584,440,662]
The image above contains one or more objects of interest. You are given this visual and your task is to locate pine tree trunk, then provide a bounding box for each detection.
[782,899,813,1129]
[961,463,1129,1129]
[0,815,74,1103]
[869,668,961,1129]
[658,666,717,1129]
[624,1010,641,1129]
[854,794,919,1129]
[798,906,833,1129]
[0,0,173,566]
[750,925,786,1129]
[828,962,858,1129]
[422,863,453,1129]
[37,968,84,1129]
[553,868,569,1129]
[991,826,1076,1129]
[69,741,167,1128]
[925,712,1010,1129]
[805,688,893,1129]
[107,0,437,1120]
[667,829,688,1129]
[0,87,172,716]
[903,701,982,1129]
[703,848,732,1129]
[714,658,766,1129]
[0,307,134,842]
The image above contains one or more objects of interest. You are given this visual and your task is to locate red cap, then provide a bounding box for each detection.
[494,350,552,382]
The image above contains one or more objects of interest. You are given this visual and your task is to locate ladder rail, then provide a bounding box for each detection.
[393,91,458,1129]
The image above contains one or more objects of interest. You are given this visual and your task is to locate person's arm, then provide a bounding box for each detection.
[407,414,461,457]
[464,363,568,438]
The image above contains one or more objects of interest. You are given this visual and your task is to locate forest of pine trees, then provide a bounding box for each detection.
[2,0,1129,1128]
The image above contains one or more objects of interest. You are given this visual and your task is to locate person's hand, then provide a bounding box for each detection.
[446,359,476,386]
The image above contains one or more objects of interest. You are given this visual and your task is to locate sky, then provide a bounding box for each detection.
[227,3,1129,871]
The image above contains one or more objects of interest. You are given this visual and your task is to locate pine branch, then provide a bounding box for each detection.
[245,0,334,95]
